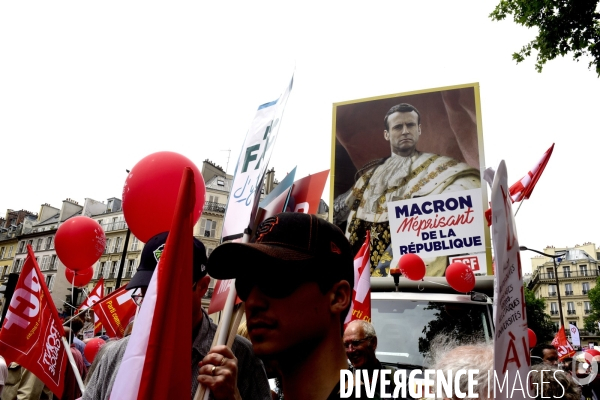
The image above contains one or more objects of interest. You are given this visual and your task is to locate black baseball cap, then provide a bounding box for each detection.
[207,212,354,292]
[126,231,208,290]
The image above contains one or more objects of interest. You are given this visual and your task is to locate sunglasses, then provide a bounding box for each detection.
[236,274,309,301]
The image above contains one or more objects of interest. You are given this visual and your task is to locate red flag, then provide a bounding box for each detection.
[552,326,576,361]
[0,245,67,398]
[344,231,371,329]
[285,169,330,214]
[77,278,104,335]
[485,143,554,225]
[94,285,137,338]
[111,167,196,399]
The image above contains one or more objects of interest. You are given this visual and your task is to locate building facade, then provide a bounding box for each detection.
[527,243,600,344]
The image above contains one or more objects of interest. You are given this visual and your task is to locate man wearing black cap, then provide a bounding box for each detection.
[207,212,354,400]
[83,232,271,400]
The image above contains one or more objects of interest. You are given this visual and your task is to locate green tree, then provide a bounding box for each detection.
[584,276,600,332]
[524,286,555,343]
[489,0,600,76]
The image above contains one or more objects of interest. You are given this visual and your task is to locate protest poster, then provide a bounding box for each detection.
[331,83,491,276]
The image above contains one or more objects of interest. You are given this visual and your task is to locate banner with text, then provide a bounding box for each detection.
[95,285,137,338]
[222,77,293,241]
[388,189,486,270]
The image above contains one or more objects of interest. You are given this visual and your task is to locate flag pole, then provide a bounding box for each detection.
[61,337,85,394]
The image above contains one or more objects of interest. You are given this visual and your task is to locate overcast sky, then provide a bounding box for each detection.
[2,1,599,273]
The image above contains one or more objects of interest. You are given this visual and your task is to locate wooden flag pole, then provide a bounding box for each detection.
[61,337,85,395]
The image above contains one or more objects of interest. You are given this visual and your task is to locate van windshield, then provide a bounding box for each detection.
[371,299,493,369]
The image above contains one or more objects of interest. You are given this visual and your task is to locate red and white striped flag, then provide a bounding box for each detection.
[77,278,104,335]
[344,231,371,329]
[0,245,68,398]
[110,167,196,399]
[485,143,554,225]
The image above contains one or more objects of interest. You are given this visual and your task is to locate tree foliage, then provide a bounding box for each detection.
[490,0,600,76]
[584,276,600,332]
[524,286,555,344]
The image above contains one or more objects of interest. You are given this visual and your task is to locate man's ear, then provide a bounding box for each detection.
[329,280,352,314]
[195,275,211,298]
[384,130,390,141]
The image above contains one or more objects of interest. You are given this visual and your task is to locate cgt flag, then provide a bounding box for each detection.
[0,245,67,398]
[552,327,576,361]
[77,278,104,335]
[344,231,371,329]
[94,285,137,338]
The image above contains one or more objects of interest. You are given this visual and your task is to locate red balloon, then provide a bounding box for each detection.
[84,338,105,363]
[445,262,476,292]
[65,266,93,287]
[122,151,206,243]
[528,328,537,348]
[397,253,426,281]
[55,216,106,271]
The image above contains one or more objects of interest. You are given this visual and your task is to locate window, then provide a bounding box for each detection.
[130,236,139,251]
[569,321,577,327]
[126,259,136,277]
[548,284,557,296]
[93,262,100,279]
[1,266,7,279]
[550,302,559,315]
[50,255,57,270]
[46,236,53,250]
[546,267,555,279]
[217,179,224,186]
[105,238,112,254]
[99,261,108,278]
[585,301,592,314]
[565,283,573,295]
[7,246,13,257]
[106,286,113,295]
[40,255,50,271]
[201,219,217,238]
[563,266,571,278]
[46,274,56,291]
[113,237,122,253]
[567,302,575,314]
[0,247,4,259]
[583,282,590,294]
[111,261,119,278]
[17,241,25,253]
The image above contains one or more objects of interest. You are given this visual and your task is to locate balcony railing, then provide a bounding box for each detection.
[585,309,592,314]
[551,310,559,315]
[565,291,574,295]
[567,310,576,315]
[102,221,128,232]
[535,270,600,280]
[583,290,589,295]
[549,292,557,296]
[203,201,226,213]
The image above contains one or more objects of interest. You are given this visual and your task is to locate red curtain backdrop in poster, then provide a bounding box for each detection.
[0,246,67,398]
[94,285,137,338]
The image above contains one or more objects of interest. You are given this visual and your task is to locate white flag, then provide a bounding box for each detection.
[222,77,293,241]
[569,323,581,346]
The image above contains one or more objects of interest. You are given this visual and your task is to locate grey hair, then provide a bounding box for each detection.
[429,335,493,400]
[347,319,377,338]
[529,364,581,400]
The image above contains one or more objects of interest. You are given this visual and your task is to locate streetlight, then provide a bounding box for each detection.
[520,246,568,330]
